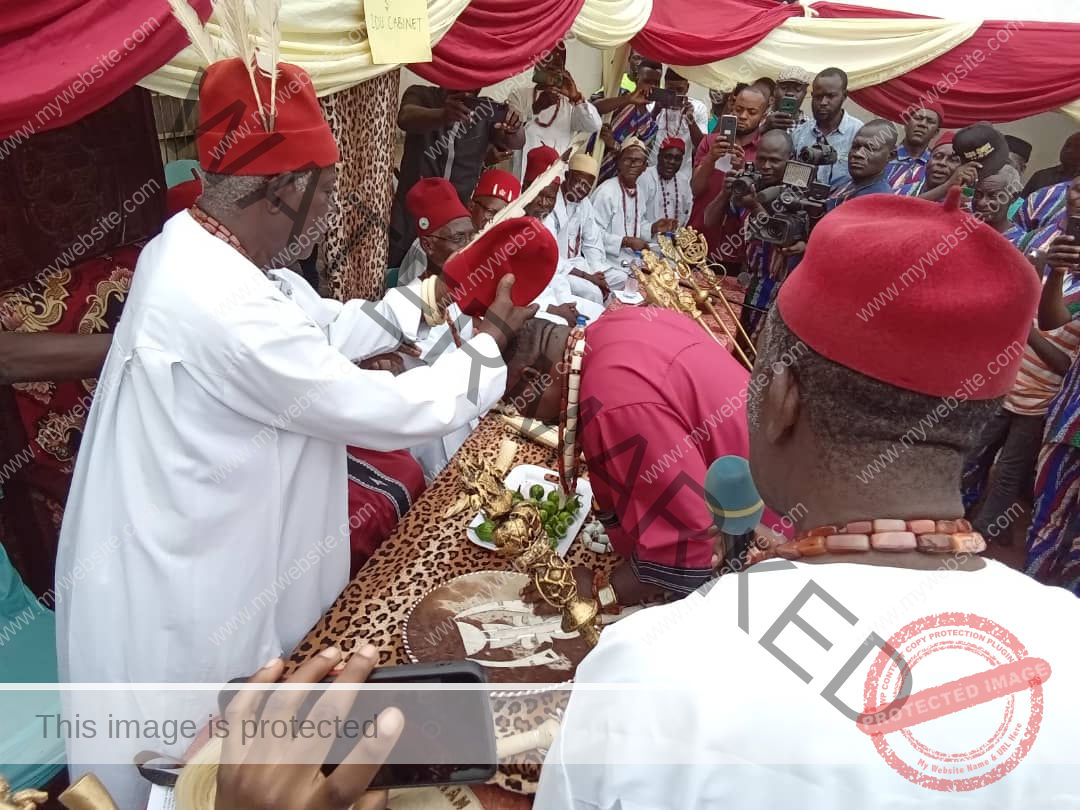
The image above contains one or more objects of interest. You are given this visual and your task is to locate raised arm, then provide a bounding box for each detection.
[1039,236,1079,331]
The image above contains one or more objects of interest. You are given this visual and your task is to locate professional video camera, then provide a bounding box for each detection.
[727,165,763,200]
[797,135,838,166]
[746,161,831,247]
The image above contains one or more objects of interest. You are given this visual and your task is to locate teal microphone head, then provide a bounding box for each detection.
[704,455,764,535]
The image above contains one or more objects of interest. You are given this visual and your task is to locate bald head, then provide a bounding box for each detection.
[758,129,794,186]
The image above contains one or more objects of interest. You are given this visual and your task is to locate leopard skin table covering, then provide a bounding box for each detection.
[288,415,617,797]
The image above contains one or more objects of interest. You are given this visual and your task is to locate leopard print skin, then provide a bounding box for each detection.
[288,416,618,794]
[317,69,399,302]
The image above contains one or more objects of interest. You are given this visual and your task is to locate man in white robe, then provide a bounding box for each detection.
[542,153,609,306]
[591,138,653,290]
[640,136,693,230]
[535,190,1080,809]
[648,68,708,187]
[55,56,537,808]
[507,43,601,181]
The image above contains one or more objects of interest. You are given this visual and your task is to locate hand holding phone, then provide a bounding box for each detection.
[651,88,677,109]
[1046,229,1080,272]
[719,114,738,144]
[214,647,402,810]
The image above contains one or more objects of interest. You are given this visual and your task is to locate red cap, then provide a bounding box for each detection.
[660,136,685,153]
[166,177,204,219]
[524,145,561,187]
[406,178,470,236]
[197,58,339,176]
[933,131,955,149]
[442,217,557,316]
[923,102,946,126]
[777,190,1038,400]
[473,169,521,204]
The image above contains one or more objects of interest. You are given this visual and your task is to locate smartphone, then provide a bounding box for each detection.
[220,660,497,791]
[532,66,562,88]
[777,95,799,115]
[675,94,688,109]
[719,114,738,145]
[651,88,677,109]
[1067,216,1080,244]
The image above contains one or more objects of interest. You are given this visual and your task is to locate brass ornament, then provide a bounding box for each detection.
[450,440,601,647]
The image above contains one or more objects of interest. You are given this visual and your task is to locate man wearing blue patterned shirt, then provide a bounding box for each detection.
[886,104,943,190]
[790,68,864,186]
[825,120,897,212]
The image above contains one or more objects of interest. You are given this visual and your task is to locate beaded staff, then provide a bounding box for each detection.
[557,326,587,495]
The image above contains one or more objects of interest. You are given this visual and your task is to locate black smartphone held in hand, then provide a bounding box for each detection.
[1067,216,1080,245]
[651,88,677,109]
[777,95,799,115]
[320,660,496,790]
[532,66,562,88]
[719,114,738,145]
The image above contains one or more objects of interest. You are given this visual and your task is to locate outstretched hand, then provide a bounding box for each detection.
[477,274,539,351]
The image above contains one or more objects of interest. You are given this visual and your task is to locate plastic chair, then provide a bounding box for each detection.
[164,159,201,189]
[0,543,64,791]
[385,266,400,290]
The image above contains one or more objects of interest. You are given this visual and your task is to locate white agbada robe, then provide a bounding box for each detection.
[649,97,708,185]
[536,559,1080,809]
[510,87,602,181]
[544,192,607,305]
[396,238,427,286]
[56,212,506,808]
[590,176,651,290]
[639,165,692,229]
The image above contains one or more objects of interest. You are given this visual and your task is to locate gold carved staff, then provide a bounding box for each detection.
[659,229,758,361]
[639,249,753,368]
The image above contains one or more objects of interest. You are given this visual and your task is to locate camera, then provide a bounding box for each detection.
[797,136,838,166]
[728,165,763,200]
[746,161,831,247]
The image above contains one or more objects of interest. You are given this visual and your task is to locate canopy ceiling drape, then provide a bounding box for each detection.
[3,0,1079,140]
[0,0,212,140]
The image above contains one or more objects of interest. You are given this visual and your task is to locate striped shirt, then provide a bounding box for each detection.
[1014,181,1069,232]
[886,145,931,190]
[1004,314,1080,416]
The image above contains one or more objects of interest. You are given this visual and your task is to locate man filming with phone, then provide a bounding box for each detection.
[590,59,663,183]
[389,85,525,266]
[650,68,708,185]
[760,66,812,133]
[512,43,601,179]
[687,85,769,270]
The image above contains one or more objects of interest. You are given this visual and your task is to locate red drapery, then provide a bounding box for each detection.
[813,3,1080,126]
[0,0,212,140]
[632,0,801,64]
[413,0,588,90]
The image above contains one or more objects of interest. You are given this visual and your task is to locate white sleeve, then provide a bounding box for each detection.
[271,267,423,361]
[220,294,506,451]
[639,170,659,224]
[570,99,602,135]
[591,184,625,257]
[693,100,709,135]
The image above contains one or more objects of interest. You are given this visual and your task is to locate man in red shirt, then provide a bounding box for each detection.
[506,308,782,607]
[688,86,768,270]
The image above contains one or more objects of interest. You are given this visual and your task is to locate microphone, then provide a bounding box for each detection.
[704,456,764,534]
[704,456,764,567]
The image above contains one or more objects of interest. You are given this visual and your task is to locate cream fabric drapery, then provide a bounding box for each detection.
[139,0,471,97]
[670,15,982,92]
[571,0,652,49]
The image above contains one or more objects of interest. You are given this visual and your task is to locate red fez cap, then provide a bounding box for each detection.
[166,177,204,219]
[660,136,685,153]
[473,169,521,204]
[407,178,470,236]
[524,145,561,187]
[933,131,955,149]
[442,217,558,317]
[197,58,339,176]
[777,190,1038,399]
[923,102,945,125]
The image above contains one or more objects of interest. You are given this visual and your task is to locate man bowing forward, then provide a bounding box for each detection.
[55,50,534,806]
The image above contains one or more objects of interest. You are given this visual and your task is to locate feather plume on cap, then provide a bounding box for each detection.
[168,0,286,132]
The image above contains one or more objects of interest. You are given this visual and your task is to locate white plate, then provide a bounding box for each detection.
[467,464,593,557]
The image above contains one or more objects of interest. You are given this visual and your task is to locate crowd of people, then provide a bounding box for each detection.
[3,28,1080,808]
